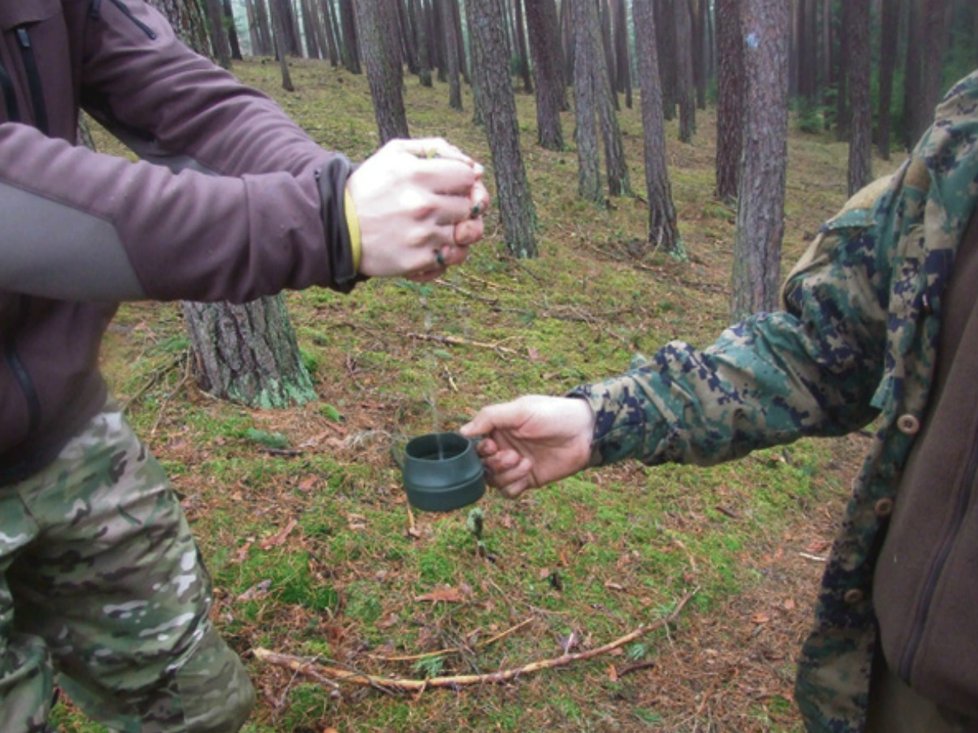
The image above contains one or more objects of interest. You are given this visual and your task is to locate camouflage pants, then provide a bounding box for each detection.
[0,404,255,732]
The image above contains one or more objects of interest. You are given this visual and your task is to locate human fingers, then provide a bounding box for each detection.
[410,158,480,195]
[481,447,524,475]
[453,218,484,247]
[460,402,526,438]
[490,457,535,498]
[397,137,475,166]
[428,193,478,226]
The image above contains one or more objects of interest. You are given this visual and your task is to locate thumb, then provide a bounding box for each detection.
[459,402,521,438]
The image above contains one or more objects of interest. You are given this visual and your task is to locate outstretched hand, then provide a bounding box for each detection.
[347,137,490,281]
[459,396,595,498]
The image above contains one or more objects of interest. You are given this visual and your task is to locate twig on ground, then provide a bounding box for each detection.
[406,332,519,357]
[368,618,534,664]
[122,352,186,413]
[254,590,696,694]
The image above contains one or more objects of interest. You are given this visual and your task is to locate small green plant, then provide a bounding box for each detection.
[242,428,289,450]
[412,654,445,678]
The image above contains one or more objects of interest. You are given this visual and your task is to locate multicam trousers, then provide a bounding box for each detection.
[0,404,254,732]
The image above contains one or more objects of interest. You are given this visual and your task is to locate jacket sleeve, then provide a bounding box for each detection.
[572,176,901,468]
[0,0,356,304]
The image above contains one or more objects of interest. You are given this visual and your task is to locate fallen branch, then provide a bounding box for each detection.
[254,589,696,693]
[406,332,519,356]
[369,618,535,664]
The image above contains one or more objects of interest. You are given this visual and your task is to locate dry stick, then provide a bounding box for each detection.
[370,618,535,663]
[406,332,520,356]
[254,589,696,693]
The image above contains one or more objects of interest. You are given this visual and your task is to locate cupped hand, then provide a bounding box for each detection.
[459,395,595,498]
[348,138,490,280]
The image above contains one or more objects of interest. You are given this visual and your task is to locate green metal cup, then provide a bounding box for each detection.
[401,432,485,512]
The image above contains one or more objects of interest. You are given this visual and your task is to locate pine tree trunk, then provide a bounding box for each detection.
[222,0,242,60]
[270,0,294,90]
[181,299,316,408]
[715,0,743,202]
[675,0,696,142]
[466,0,538,258]
[357,0,410,143]
[338,0,361,73]
[204,0,231,67]
[614,0,632,109]
[634,0,680,256]
[411,0,433,86]
[525,0,565,150]
[876,0,899,158]
[571,0,602,203]
[846,0,872,195]
[656,1,677,120]
[583,0,629,195]
[440,0,463,110]
[730,0,789,320]
[513,0,533,93]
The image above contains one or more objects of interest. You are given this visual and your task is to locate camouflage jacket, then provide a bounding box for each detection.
[574,71,978,733]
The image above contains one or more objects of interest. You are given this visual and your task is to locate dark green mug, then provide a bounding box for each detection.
[400,432,485,512]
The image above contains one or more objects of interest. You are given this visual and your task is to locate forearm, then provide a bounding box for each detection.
[82,0,334,180]
[0,123,342,302]
[574,309,883,468]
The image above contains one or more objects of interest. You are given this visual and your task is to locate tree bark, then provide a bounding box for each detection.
[656,0,677,120]
[675,0,696,142]
[731,0,789,320]
[613,0,632,109]
[357,0,410,143]
[571,0,602,203]
[181,299,316,408]
[440,0,464,110]
[876,0,901,160]
[411,0,433,86]
[525,0,565,150]
[513,0,533,93]
[203,0,231,67]
[634,0,680,256]
[588,0,629,195]
[846,0,872,195]
[222,0,242,60]
[338,0,361,74]
[715,0,743,202]
[270,0,294,90]
[465,0,538,258]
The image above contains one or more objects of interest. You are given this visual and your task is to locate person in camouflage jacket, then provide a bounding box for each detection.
[462,70,978,732]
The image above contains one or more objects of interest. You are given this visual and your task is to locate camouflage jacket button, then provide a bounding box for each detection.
[843,588,865,605]
[874,498,894,517]
[897,414,921,435]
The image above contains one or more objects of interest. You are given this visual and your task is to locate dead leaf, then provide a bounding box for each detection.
[607,664,619,683]
[783,598,797,611]
[259,518,298,550]
[414,586,465,604]
[752,612,771,625]
[604,581,625,592]
[538,567,552,580]
[297,474,319,492]
[234,539,254,564]
[347,513,367,531]
[237,579,271,601]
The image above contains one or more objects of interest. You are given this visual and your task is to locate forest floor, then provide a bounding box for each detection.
[58,58,899,732]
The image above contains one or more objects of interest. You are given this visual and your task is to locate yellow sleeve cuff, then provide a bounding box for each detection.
[344,187,362,273]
